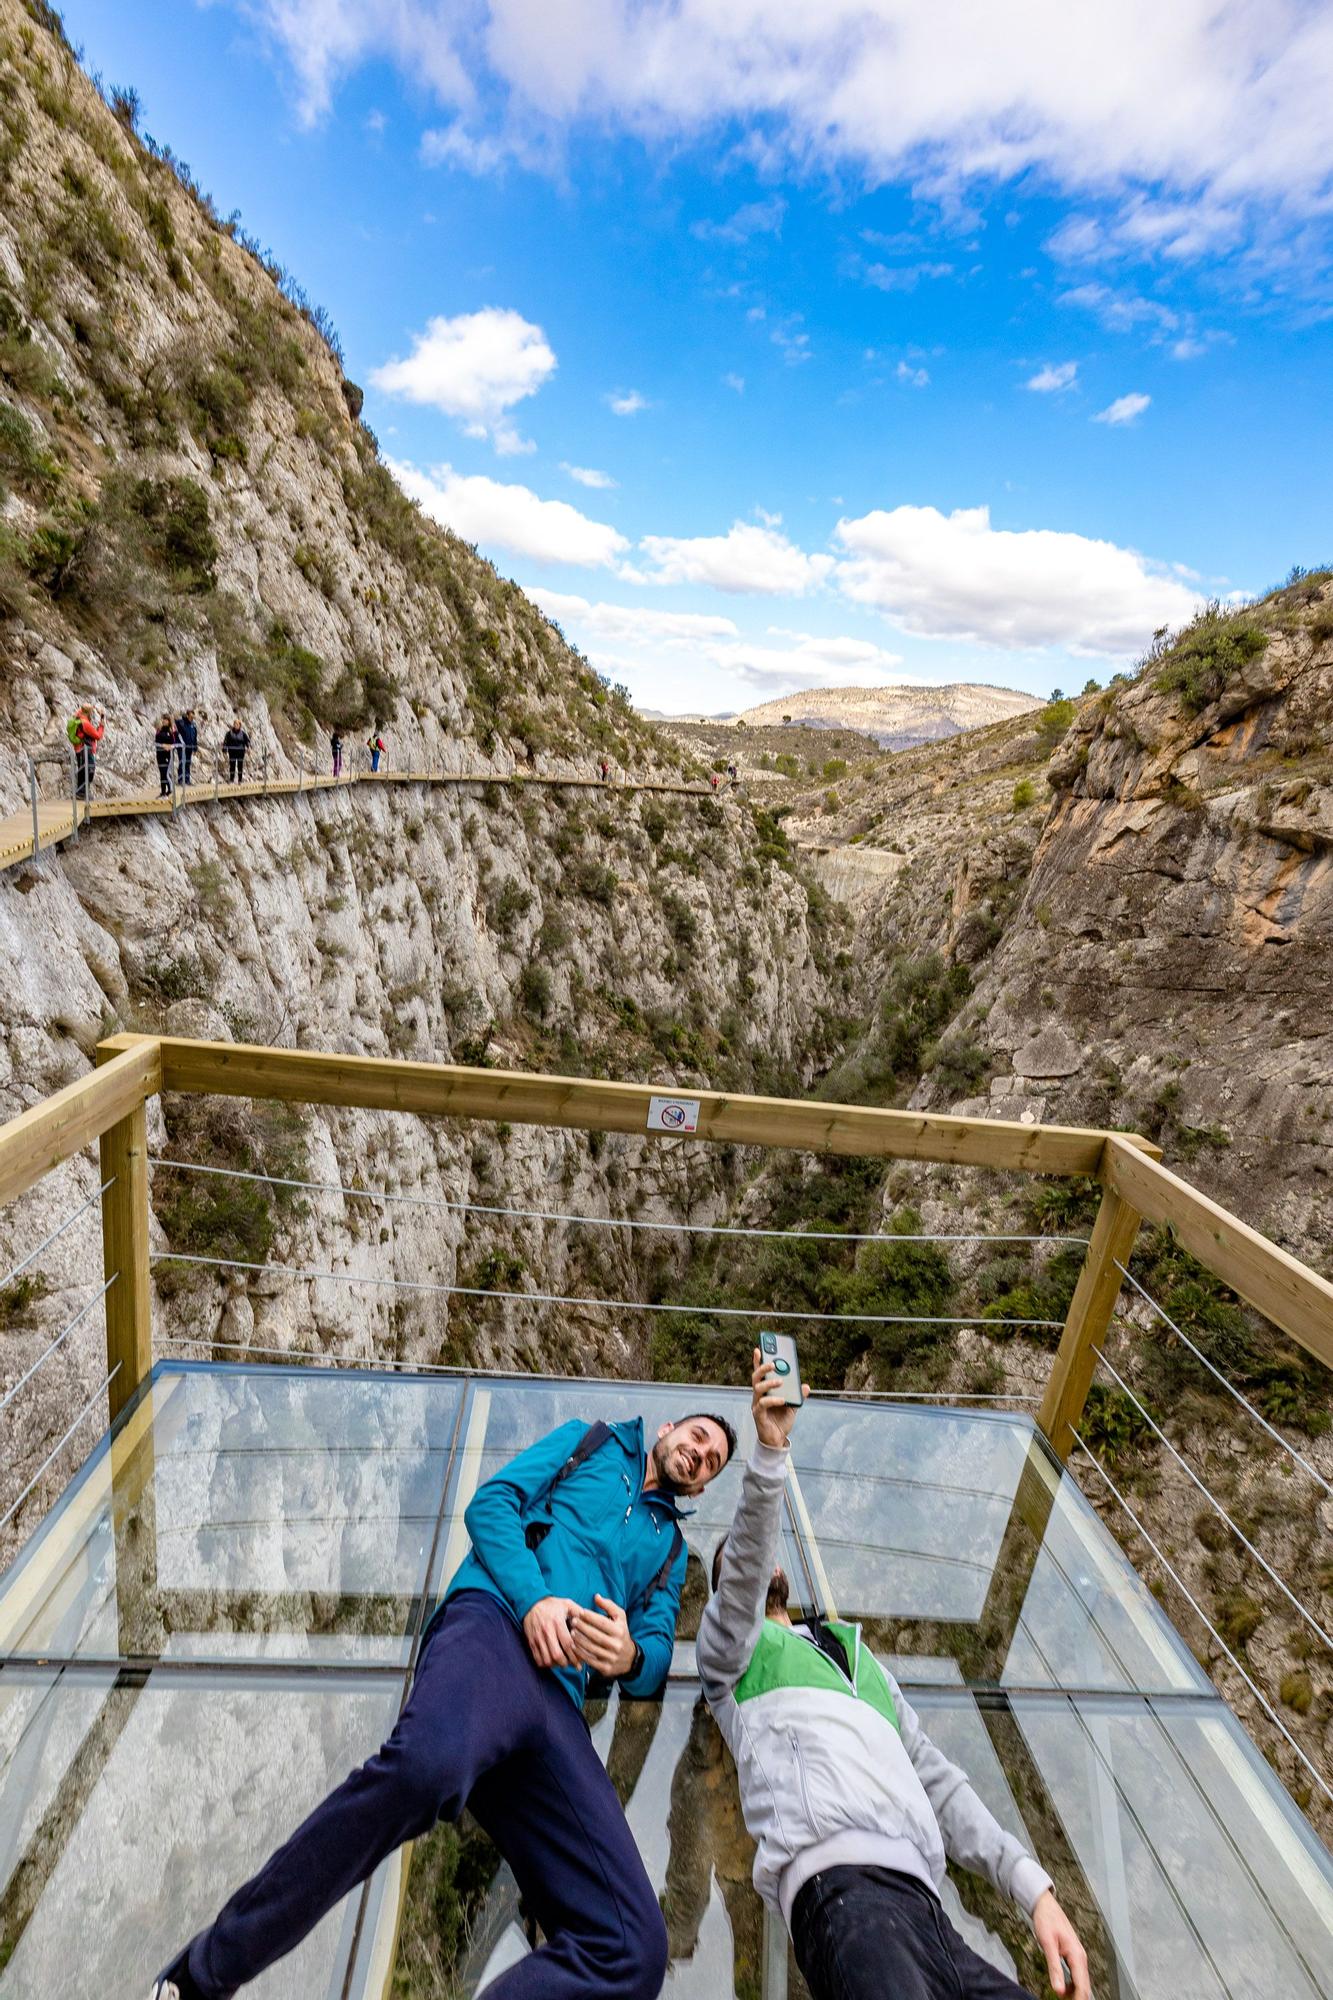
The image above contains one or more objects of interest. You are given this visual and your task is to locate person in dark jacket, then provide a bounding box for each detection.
[223,719,249,783]
[151,1406,737,2000]
[153,714,176,797]
[331,728,343,778]
[175,710,198,785]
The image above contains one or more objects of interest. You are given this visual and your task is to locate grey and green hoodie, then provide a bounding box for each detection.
[696,1441,1053,1932]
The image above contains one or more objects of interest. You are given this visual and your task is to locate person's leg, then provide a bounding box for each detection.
[466,1683,668,2000]
[176,1596,543,1999]
[942,1912,1039,2000]
[791,1868,952,2000]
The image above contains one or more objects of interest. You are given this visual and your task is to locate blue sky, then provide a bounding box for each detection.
[62,1,1333,712]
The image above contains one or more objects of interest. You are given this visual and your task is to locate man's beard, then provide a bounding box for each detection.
[651,1433,689,1494]
[766,1566,790,1616]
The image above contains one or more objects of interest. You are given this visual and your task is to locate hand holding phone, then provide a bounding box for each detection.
[753,1338,808,1450]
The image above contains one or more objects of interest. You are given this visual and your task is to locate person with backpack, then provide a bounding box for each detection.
[367,730,385,773]
[698,1352,1091,2000]
[151,1405,738,2000]
[68,703,104,801]
[153,714,177,798]
[331,728,343,778]
[223,719,249,783]
[175,709,198,786]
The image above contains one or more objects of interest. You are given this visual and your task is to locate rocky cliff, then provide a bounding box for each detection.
[730,680,1041,747]
[0,0,848,1560]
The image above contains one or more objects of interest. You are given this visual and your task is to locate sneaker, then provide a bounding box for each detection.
[149,1984,180,2000]
[150,1947,205,2000]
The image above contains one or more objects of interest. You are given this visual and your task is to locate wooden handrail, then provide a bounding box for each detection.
[1104,1136,1333,1370]
[98,1032,1161,1177]
[0,1039,161,1210]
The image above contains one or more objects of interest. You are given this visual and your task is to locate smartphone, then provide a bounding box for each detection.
[759,1330,804,1408]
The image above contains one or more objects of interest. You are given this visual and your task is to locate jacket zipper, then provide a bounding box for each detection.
[790,1730,815,1822]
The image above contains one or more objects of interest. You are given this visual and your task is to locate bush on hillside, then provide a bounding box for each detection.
[1154,604,1270,713]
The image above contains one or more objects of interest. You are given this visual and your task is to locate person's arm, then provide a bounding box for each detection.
[895,1688,1089,1996]
[461,1417,587,1623]
[695,1349,805,1695]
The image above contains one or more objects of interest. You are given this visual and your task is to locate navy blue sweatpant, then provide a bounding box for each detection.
[180,1592,669,1998]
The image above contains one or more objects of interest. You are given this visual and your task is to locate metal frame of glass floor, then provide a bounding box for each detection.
[1,1357,1329,1999]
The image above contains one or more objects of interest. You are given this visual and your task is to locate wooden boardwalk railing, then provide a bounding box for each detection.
[0,1031,1328,1453]
[0,765,722,875]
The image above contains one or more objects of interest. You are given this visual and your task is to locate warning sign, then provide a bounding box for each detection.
[646,1095,701,1135]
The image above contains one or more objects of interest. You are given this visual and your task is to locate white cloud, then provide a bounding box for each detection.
[895,360,930,387]
[1026,361,1078,393]
[388,460,627,568]
[1058,282,1179,335]
[607,389,649,416]
[864,261,953,291]
[238,1,1333,276]
[529,591,739,645]
[370,308,555,454]
[712,631,907,694]
[634,520,834,596]
[692,196,786,243]
[769,318,812,365]
[723,372,746,393]
[561,463,617,489]
[420,124,514,174]
[1094,392,1151,425]
[364,107,386,134]
[833,503,1198,654]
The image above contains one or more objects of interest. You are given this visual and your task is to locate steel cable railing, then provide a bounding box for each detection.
[0,1360,122,1537]
[0,1176,114,1295]
[1088,1341,1333,1655]
[1068,1434,1333,1810]
[146,1156,1089,1247]
[0,1272,120,1420]
[1112,1258,1332,1498]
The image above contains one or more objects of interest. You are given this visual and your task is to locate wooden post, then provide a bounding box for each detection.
[99,1100,153,1425]
[1036,1169,1142,1463]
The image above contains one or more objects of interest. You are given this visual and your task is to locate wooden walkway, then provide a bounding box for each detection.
[0,766,721,874]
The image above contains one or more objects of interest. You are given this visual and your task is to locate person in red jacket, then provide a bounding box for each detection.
[70,703,105,800]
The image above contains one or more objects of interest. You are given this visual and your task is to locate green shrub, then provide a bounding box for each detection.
[491,879,532,934]
[925,1037,991,1097]
[574,860,617,905]
[127,475,217,590]
[1012,778,1035,810]
[0,398,60,497]
[1154,605,1270,713]
[1080,1383,1151,1463]
[518,961,553,1018]
[1036,699,1076,751]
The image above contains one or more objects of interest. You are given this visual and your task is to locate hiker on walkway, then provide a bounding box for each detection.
[151,1405,738,2000]
[223,719,249,784]
[699,1352,1090,2000]
[599,756,610,783]
[367,730,385,773]
[726,761,738,783]
[709,771,720,791]
[153,715,176,798]
[68,702,104,801]
[175,709,198,786]
[331,728,343,778]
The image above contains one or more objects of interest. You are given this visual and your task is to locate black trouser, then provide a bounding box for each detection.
[74,747,94,799]
[156,750,171,796]
[792,1868,1036,2000]
[228,752,244,782]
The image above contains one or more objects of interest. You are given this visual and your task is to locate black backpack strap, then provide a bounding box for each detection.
[524,1420,614,1551]
[639,1524,685,1607]
[550,1420,613,1493]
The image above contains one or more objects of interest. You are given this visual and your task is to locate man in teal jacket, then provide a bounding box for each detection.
[699,1355,1089,2000]
[152,1405,737,2000]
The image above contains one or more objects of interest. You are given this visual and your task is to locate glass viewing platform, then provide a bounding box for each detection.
[1,1359,1328,1998]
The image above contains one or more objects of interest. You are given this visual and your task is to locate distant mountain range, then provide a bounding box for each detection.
[727,683,1042,749]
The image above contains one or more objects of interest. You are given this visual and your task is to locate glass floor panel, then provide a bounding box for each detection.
[0,1361,1328,1997]
[0,1366,462,1667]
[0,1663,404,1997]
[788,1401,1207,1694]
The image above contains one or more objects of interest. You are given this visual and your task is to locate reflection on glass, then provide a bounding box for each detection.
[1011,1693,1333,2000]
[790,1404,1204,1693]
[0,1365,461,1666]
[0,1665,403,1998]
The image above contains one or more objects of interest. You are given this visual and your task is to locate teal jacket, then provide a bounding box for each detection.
[444,1416,689,1708]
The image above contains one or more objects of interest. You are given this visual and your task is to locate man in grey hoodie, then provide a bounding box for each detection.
[697,1352,1090,2000]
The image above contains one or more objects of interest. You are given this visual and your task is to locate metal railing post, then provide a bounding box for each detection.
[262,746,269,796]
[214,744,220,800]
[1036,1163,1143,1463]
[28,755,40,858]
[169,750,178,815]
